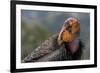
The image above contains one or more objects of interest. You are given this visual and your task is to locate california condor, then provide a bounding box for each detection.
[22,17,83,63]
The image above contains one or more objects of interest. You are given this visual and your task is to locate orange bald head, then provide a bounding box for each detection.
[58,17,80,45]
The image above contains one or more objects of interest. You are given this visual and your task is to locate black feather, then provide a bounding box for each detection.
[22,34,84,63]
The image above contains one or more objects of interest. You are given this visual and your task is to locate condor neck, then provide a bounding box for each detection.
[67,38,79,55]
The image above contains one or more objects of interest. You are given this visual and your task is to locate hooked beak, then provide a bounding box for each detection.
[58,26,65,45]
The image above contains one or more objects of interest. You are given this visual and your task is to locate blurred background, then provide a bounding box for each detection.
[21,10,90,60]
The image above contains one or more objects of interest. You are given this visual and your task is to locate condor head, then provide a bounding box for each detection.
[58,17,80,55]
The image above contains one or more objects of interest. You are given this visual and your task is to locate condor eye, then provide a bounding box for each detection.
[66,26,72,32]
[75,25,78,28]
[68,26,72,28]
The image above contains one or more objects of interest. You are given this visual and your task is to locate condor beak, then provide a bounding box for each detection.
[58,26,66,45]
